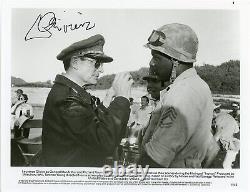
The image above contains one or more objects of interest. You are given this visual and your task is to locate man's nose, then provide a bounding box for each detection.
[149,59,155,66]
[147,81,154,87]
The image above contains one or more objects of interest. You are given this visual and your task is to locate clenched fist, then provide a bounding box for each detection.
[112,72,133,99]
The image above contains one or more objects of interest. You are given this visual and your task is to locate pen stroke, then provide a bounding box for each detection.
[25,11,95,41]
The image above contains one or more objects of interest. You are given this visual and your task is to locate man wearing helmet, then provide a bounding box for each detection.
[138,23,215,168]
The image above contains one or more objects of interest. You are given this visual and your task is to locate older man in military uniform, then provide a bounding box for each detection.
[138,23,216,168]
[42,34,133,167]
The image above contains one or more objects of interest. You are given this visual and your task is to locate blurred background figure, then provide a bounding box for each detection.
[11,90,22,132]
[213,104,240,169]
[11,91,34,166]
[129,96,153,144]
[16,94,34,118]
[11,89,23,106]
[127,97,139,131]
[136,72,169,150]
[11,93,34,138]
[229,103,240,125]
[16,89,23,97]
[129,97,134,105]
[142,66,170,107]
[11,89,23,107]
[211,104,221,135]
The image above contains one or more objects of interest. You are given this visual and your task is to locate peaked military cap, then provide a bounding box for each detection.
[57,34,113,63]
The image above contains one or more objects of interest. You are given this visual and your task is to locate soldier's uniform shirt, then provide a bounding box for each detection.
[42,75,130,167]
[141,68,214,168]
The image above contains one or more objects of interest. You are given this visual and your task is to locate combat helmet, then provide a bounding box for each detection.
[145,23,199,82]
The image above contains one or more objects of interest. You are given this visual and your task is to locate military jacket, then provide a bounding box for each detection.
[42,75,130,166]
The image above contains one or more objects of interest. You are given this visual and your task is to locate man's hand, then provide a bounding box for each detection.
[14,119,20,127]
[103,87,115,108]
[112,72,133,99]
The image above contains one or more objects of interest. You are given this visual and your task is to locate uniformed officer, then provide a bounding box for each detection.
[42,34,133,167]
[138,23,215,168]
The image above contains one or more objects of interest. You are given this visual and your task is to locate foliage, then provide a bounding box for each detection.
[11,60,240,94]
[195,60,240,95]
[11,77,27,86]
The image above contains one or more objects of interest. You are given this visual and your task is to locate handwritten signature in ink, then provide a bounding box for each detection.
[25,12,95,41]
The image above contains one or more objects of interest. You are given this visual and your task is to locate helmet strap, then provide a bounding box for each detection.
[170,59,179,83]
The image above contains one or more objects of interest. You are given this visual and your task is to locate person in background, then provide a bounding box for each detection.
[130,96,153,140]
[11,89,23,107]
[11,89,24,109]
[10,90,25,166]
[143,66,170,106]
[11,90,23,131]
[129,97,134,105]
[229,103,240,125]
[15,94,34,119]
[16,89,23,96]
[138,23,214,168]
[42,34,133,167]
[11,90,22,109]
[213,105,240,169]
[201,104,221,168]
[211,104,221,135]
[127,97,139,131]
[11,93,34,138]
[137,69,169,150]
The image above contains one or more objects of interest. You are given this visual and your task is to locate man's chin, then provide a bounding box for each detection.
[151,94,160,100]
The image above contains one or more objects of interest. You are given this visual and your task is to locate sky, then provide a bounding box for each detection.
[11,9,240,82]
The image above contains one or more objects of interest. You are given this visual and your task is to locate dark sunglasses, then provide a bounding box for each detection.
[80,56,102,69]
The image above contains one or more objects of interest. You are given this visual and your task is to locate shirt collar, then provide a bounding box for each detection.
[174,67,197,84]
[160,68,197,97]
[54,74,92,104]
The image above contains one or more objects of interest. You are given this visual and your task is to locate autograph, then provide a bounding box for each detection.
[25,12,95,41]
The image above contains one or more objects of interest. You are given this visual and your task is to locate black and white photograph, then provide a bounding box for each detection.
[1,1,250,192]
[10,8,240,168]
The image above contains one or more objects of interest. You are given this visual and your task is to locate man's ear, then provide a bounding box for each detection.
[71,57,79,70]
